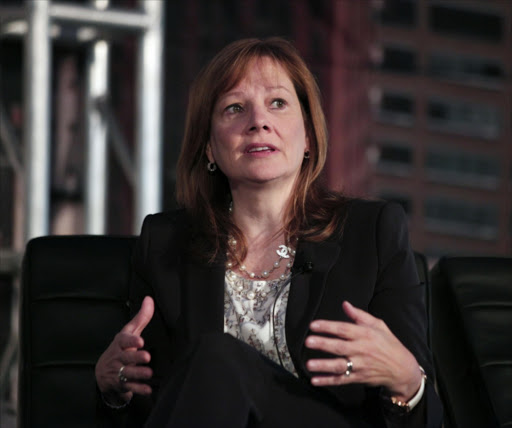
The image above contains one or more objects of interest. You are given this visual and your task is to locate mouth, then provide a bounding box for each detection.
[245,144,277,154]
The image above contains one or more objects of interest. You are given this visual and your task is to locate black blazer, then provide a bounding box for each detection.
[109,199,442,427]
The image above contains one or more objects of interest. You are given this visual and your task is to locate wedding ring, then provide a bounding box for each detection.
[118,365,128,383]
[344,358,353,377]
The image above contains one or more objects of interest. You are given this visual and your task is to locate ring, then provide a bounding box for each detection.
[118,365,128,383]
[344,358,353,377]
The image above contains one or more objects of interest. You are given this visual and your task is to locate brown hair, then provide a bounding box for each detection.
[176,37,347,263]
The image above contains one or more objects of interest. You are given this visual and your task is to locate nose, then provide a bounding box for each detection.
[247,104,270,133]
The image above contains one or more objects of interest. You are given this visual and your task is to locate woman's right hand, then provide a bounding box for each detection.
[95,296,155,406]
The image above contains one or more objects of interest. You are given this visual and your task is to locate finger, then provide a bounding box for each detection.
[305,335,351,356]
[124,381,152,396]
[118,365,153,382]
[342,301,386,330]
[120,349,152,366]
[122,296,155,336]
[307,357,351,375]
[309,319,360,339]
[310,374,347,387]
[117,332,145,350]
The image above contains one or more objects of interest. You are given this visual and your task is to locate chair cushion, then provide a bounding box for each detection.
[19,235,136,427]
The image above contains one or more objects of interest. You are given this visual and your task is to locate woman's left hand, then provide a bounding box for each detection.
[305,301,422,402]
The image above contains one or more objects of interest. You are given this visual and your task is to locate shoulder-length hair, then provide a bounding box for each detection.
[176,37,347,263]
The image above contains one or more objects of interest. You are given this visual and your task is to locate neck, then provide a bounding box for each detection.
[227,181,297,281]
[229,180,293,242]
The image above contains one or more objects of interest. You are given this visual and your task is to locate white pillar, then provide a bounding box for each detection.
[134,0,165,232]
[84,0,110,234]
[24,0,51,240]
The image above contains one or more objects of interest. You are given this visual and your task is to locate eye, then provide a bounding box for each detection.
[225,103,244,114]
[271,98,286,109]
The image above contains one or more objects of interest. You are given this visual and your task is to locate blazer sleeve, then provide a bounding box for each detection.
[369,202,443,428]
[96,214,174,427]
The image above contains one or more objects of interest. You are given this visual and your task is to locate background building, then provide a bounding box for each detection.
[369,0,512,260]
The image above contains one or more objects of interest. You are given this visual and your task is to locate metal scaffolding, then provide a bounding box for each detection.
[22,0,165,239]
[0,0,165,419]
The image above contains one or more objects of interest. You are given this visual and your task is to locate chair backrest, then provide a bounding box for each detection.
[430,256,512,428]
[18,235,136,427]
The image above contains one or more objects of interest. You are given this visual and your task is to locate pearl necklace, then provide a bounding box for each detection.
[225,269,289,300]
[226,236,296,281]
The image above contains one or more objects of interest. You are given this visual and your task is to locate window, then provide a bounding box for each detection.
[376,0,416,27]
[424,197,498,239]
[429,51,504,87]
[375,91,415,126]
[379,45,417,73]
[429,3,503,42]
[377,142,413,175]
[425,148,500,188]
[427,97,501,139]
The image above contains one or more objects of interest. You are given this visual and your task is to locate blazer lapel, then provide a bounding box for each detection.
[286,239,341,375]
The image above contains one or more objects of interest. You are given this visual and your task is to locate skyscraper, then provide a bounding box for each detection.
[370,0,512,259]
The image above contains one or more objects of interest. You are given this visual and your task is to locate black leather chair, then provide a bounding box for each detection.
[430,256,512,428]
[18,235,432,427]
[18,236,135,427]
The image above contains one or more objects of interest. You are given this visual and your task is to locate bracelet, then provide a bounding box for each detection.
[101,393,131,410]
[382,366,427,414]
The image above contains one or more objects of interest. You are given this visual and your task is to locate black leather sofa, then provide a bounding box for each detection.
[18,235,512,427]
[430,256,512,428]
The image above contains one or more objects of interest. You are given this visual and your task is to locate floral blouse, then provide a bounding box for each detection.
[223,270,298,376]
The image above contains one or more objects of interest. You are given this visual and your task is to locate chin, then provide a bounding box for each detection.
[250,172,297,187]
[228,167,299,188]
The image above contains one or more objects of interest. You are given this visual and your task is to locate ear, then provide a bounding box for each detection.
[206,141,215,163]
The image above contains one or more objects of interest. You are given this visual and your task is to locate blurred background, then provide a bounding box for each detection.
[1,0,511,425]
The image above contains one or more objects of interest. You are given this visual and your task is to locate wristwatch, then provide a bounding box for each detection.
[382,366,427,414]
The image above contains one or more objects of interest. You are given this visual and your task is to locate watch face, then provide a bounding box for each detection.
[390,397,411,413]
[380,394,411,415]
[382,366,426,415]
[384,399,411,415]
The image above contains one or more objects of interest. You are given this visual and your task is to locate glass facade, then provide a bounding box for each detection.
[429,51,504,87]
[427,97,501,139]
[429,3,503,42]
[376,91,415,126]
[424,197,498,239]
[377,142,413,175]
[380,45,417,74]
[425,148,500,189]
[377,0,416,27]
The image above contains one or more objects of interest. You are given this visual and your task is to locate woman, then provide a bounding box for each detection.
[96,37,443,427]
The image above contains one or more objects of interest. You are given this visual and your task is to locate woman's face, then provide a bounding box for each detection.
[207,57,309,191]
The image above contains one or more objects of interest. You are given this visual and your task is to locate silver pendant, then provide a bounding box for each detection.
[276,245,291,259]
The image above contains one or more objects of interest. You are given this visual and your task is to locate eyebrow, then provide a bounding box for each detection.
[266,85,293,94]
[220,85,293,100]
